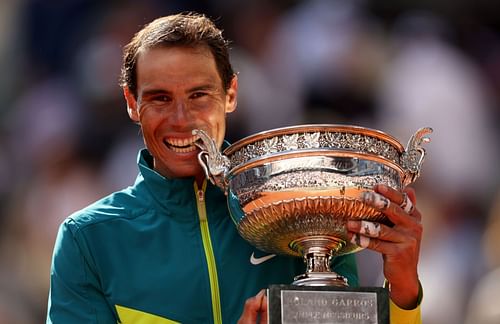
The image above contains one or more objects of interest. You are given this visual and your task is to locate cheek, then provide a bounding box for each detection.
[211,114,227,145]
[138,110,163,136]
[138,105,162,124]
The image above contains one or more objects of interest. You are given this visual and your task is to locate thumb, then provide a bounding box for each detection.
[238,289,267,324]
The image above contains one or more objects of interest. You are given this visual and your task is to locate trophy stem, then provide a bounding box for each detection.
[290,236,348,287]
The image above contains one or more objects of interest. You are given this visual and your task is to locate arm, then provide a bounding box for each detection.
[347,184,423,323]
[47,219,116,323]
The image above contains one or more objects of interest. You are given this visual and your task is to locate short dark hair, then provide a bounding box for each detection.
[120,12,235,97]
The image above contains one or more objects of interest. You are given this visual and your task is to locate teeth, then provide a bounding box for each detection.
[170,145,197,153]
[164,135,200,152]
[165,135,199,147]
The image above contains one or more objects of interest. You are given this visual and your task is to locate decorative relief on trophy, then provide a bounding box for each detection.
[194,124,431,323]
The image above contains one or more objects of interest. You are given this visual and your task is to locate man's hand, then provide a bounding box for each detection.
[238,289,267,324]
[347,184,422,309]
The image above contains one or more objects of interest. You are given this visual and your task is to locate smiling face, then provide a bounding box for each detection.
[124,45,237,181]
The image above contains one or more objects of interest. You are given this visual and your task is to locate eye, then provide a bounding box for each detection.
[152,95,172,103]
[190,92,208,99]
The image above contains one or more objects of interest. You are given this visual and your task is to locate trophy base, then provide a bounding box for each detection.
[267,285,389,324]
[292,272,348,287]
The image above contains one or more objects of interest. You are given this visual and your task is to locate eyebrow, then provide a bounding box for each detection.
[139,83,220,100]
[140,89,170,99]
[188,84,218,92]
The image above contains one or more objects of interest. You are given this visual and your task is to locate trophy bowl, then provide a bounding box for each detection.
[194,124,431,286]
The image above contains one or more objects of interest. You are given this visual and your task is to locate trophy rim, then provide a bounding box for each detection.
[223,124,405,156]
[228,149,405,178]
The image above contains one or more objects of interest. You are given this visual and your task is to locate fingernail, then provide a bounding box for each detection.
[350,233,370,248]
[360,191,375,203]
[360,220,381,237]
[361,191,389,210]
[350,233,360,246]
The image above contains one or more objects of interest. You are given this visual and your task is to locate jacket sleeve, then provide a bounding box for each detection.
[389,301,421,324]
[46,219,116,324]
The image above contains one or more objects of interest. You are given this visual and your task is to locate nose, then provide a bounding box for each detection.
[169,100,191,126]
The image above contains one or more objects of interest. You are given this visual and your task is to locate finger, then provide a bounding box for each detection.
[374,184,404,204]
[348,220,407,242]
[376,184,418,215]
[238,290,266,324]
[407,205,422,224]
[350,232,370,248]
[403,186,417,205]
[403,187,422,223]
[258,295,268,324]
[360,191,390,211]
[399,192,415,214]
[349,233,406,254]
[361,191,420,227]
[360,220,381,237]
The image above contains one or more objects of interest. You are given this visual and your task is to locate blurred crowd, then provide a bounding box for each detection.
[1,0,500,323]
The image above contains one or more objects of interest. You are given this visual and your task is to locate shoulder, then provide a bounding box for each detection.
[63,185,150,233]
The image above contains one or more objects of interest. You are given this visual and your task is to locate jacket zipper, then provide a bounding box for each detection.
[194,180,222,324]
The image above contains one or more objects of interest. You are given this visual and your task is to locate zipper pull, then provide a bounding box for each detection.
[197,189,205,202]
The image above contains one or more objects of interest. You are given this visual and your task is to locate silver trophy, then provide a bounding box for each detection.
[194,124,431,323]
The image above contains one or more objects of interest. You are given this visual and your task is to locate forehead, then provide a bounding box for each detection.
[136,45,221,87]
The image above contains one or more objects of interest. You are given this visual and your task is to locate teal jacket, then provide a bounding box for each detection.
[47,149,358,323]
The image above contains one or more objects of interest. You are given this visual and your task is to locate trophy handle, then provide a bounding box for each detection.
[401,127,433,186]
[192,129,230,192]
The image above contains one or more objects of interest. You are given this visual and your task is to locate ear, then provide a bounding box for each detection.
[225,75,238,114]
[124,87,140,122]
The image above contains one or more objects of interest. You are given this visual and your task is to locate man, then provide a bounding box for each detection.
[47,12,422,323]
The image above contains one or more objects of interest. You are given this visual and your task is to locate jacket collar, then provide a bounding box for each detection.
[134,149,226,217]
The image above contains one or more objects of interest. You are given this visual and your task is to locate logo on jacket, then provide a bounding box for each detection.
[250,252,276,265]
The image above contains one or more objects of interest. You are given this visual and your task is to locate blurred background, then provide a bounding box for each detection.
[1,0,499,323]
